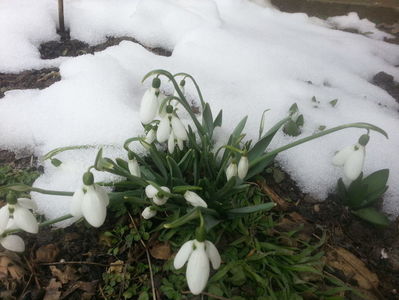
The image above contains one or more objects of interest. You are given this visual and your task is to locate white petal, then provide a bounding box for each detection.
[171,116,188,141]
[153,195,168,206]
[161,186,171,194]
[128,158,141,177]
[13,206,38,234]
[94,184,110,207]
[157,116,171,143]
[168,131,175,154]
[226,163,238,181]
[142,207,157,219]
[158,93,167,117]
[174,240,194,269]
[344,147,365,180]
[145,129,156,144]
[177,138,184,150]
[70,188,84,217]
[0,206,10,233]
[184,191,207,208]
[140,88,159,124]
[237,156,249,179]
[205,241,221,269]
[17,198,38,211]
[186,241,210,295]
[82,188,107,227]
[332,145,355,166]
[1,235,25,252]
[145,185,158,199]
[342,174,353,188]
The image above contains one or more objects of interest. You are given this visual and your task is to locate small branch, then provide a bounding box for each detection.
[128,213,157,300]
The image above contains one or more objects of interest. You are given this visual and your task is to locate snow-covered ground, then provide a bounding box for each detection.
[1,0,398,223]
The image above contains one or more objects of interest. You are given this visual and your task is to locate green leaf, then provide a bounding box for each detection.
[166,156,183,180]
[248,117,289,162]
[115,158,128,170]
[227,202,275,215]
[172,185,202,193]
[329,99,338,107]
[289,103,299,114]
[163,208,200,228]
[202,102,214,137]
[213,109,223,128]
[149,146,168,179]
[352,208,390,227]
[362,169,389,196]
[246,154,276,179]
[296,114,304,126]
[283,120,301,137]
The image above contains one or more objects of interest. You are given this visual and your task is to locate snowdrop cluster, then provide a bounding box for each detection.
[142,184,171,219]
[174,239,221,295]
[226,155,249,181]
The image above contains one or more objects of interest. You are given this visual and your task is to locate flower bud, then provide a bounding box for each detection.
[184,191,207,208]
[237,156,249,179]
[142,207,157,219]
[225,162,238,181]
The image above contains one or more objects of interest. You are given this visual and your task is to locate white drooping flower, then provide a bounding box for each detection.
[333,143,365,184]
[174,239,221,295]
[128,158,141,177]
[0,235,25,252]
[225,162,238,181]
[142,207,157,219]
[140,78,161,124]
[156,113,188,151]
[71,173,109,228]
[145,184,170,206]
[237,156,249,179]
[184,191,208,208]
[0,197,38,234]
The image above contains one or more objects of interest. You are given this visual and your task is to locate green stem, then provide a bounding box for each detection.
[42,144,110,161]
[31,187,74,196]
[174,72,206,109]
[250,122,388,167]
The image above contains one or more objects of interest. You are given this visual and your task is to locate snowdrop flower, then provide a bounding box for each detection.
[237,155,249,179]
[174,239,221,295]
[70,172,109,228]
[144,128,156,144]
[140,78,161,124]
[184,191,207,208]
[0,194,38,234]
[128,157,141,177]
[0,235,25,252]
[333,135,369,185]
[168,131,176,154]
[145,184,170,206]
[156,108,188,145]
[142,207,157,219]
[225,162,238,181]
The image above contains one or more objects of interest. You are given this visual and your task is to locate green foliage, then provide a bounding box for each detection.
[336,169,390,226]
[283,103,304,137]
[0,164,40,199]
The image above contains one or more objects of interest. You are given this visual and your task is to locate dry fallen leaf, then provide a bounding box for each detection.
[258,180,289,210]
[107,260,124,273]
[0,255,25,280]
[326,247,379,290]
[36,244,60,263]
[150,242,172,260]
[44,278,62,300]
[50,265,79,284]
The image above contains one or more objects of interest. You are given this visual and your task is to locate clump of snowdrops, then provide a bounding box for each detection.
[0,69,389,295]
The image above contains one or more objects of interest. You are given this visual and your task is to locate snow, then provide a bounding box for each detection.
[327,12,394,41]
[0,0,398,222]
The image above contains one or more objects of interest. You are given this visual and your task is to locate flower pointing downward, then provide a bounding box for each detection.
[0,193,38,234]
[174,239,221,295]
[0,235,25,252]
[333,134,369,186]
[145,184,170,206]
[70,172,109,228]
[140,78,161,124]
[184,191,207,208]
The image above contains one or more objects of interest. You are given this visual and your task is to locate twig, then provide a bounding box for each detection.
[18,272,33,300]
[128,213,157,300]
[39,261,119,267]
[23,256,40,289]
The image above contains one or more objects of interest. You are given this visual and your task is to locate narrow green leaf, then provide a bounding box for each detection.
[166,156,183,180]
[227,202,275,215]
[352,207,390,226]
[164,208,200,228]
[149,146,167,178]
[213,109,223,128]
[202,102,214,137]
[246,154,276,179]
